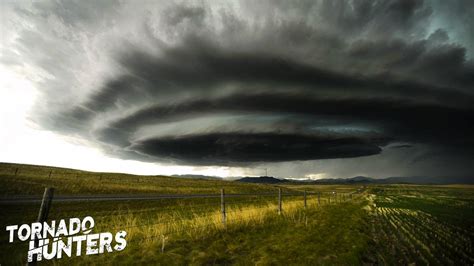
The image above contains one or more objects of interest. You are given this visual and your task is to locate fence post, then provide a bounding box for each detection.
[161,234,166,253]
[303,190,307,209]
[221,188,226,227]
[48,170,52,178]
[14,168,18,176]
[328,193,331,204]
[278,188,282,215]
[29,187,54,265]
[318,192,321,205]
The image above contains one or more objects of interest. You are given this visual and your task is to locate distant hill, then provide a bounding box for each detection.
[236,175,380,185]
[236,176,286,184]
[312,176,375,184]
[311,175,473,185]
[236,175,473,185]
[171,174,222,180]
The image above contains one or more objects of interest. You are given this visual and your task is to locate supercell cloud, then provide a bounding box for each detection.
[2,0,474,178]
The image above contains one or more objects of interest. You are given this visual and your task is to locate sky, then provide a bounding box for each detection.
[0,0,473,179]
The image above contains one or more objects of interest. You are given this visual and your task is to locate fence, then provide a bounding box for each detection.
[2,186,362,264]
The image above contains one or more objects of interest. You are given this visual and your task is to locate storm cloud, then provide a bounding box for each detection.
[2,0,474,178]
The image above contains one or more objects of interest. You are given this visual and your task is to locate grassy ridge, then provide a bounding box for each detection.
[0,163,283,195]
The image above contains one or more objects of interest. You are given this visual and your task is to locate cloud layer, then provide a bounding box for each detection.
[2,0,474,177]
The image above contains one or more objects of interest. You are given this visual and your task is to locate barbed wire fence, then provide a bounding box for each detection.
[1,186,364,262]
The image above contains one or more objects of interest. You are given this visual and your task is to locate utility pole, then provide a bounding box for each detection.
[256,168,269,177]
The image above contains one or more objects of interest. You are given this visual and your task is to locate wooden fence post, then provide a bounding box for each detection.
[221,188,226,227]
[38,187,54,224]
[14,168,18,176]
[278,188,282,215]
[48,170,52,178]
[29,187,54,265]
[303,190,307,209]
[161,234,166,253]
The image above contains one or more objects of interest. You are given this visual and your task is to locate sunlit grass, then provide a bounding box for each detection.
[0,163,283,195]
[53,195,366,265]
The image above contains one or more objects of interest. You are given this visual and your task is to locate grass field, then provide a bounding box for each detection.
[365,185,474,265]
[0,163,473,265]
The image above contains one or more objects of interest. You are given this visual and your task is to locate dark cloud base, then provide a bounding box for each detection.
[133,133,383,165]
[92,90,474,164]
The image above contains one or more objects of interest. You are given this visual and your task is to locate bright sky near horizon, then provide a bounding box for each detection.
[0,65,246,177]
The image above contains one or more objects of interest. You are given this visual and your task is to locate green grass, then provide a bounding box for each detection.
[101,200,370,265]
[365,185,474,265]
[1,163,473,265]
